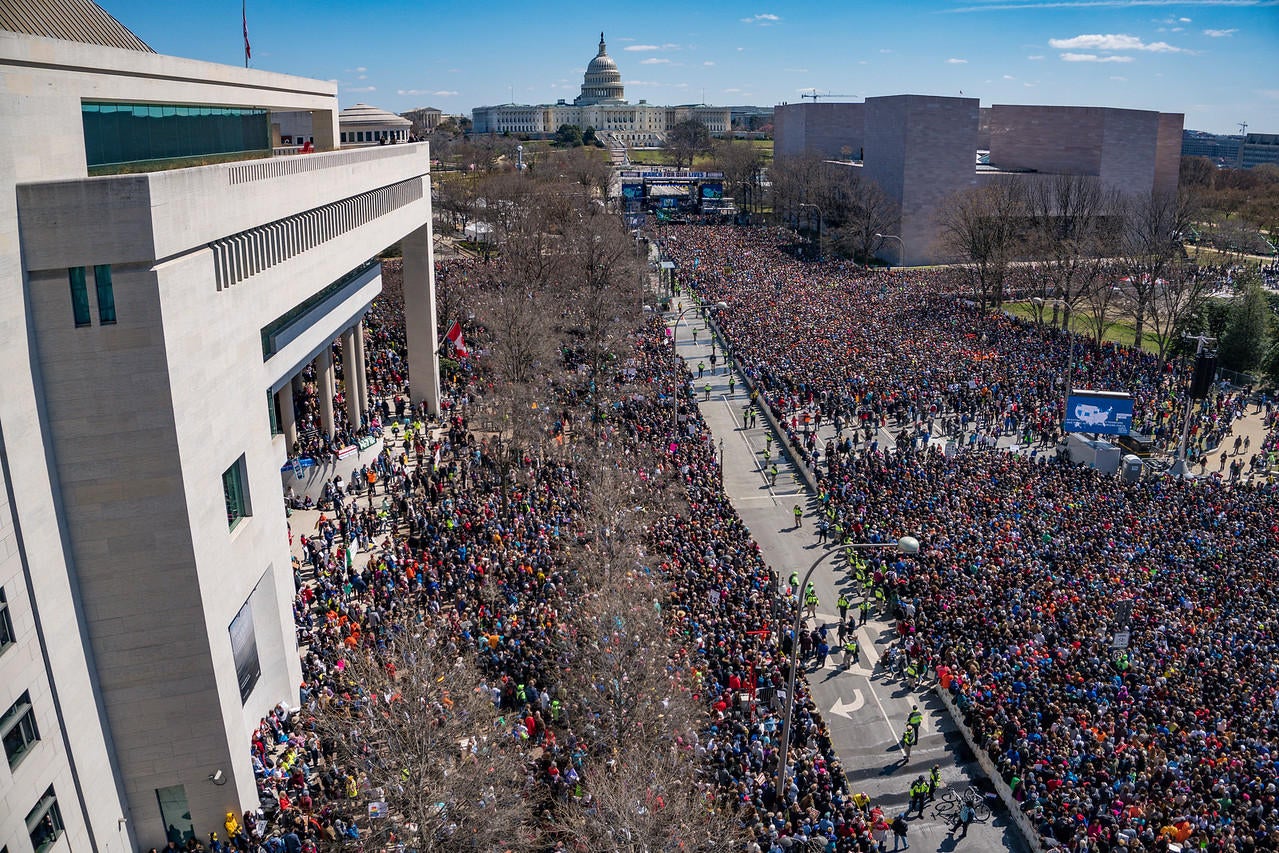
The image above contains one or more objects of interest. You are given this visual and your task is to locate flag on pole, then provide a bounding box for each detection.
[242,0,251,66]
[443,320,469,357]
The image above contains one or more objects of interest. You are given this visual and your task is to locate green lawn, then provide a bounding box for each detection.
[1003,301,1167,354]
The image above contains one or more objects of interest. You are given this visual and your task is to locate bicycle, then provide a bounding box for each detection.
[933,785,993,823]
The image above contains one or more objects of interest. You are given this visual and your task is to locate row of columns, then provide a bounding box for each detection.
[276,317,368,451]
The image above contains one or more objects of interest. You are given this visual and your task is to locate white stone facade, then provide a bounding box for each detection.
[1,19,437,853]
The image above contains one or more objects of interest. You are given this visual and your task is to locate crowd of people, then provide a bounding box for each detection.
[659,224,1279,852]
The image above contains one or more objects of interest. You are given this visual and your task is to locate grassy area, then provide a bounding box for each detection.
[1188,246,1276,267]
[1003,300,1166,354]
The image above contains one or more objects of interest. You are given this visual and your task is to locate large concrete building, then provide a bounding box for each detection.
[0,1,439,849]
[472,33,729,143]
[774,98,1183,265]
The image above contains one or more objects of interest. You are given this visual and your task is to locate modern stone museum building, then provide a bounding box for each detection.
[775,97,1183,266]
[0,0,438,848]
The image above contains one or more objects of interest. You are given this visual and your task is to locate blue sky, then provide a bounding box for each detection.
[105,0,1278,134]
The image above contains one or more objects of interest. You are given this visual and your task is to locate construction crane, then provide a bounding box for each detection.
[801,91,854,102]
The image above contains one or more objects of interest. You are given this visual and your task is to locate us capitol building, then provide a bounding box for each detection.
[472,33,729,144]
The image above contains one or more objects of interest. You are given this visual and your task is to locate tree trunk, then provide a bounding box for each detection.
[1132,303,1146,350]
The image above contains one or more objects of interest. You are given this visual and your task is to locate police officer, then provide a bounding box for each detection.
[769,464,779,486]
[792,503,803,528]
[928,764,942,801]
[837,593,850,623]
[907,704,923,735]
[909,776,928,815]
[842,635,859,667]
[901,725,917,760]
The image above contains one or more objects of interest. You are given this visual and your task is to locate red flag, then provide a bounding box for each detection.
[242,1,251,65]
[444,320,469,357]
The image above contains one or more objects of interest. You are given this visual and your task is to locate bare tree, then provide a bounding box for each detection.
[1024,174,1117,329]
[1117,187,1198,347]
[665,119,712,169]
[829,178,900,263]
[1144,260,1210,362]
[712,139,764,212]
[309,630,536,852]
[939,178,1027,308]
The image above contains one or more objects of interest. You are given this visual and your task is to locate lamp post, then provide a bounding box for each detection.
[671,300,728,434]
[799,203,824,261]
[774,536,920,800]
[874,233,904,267]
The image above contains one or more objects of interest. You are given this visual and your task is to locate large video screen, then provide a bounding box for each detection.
[228,598,261,703]
[700,182,724,200]
[1063,392,1133,436]
[621,183,643,200]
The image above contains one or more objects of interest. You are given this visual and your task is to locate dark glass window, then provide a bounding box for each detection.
[94,265,116,324]
[26,787,63,853]
[0,587,12,652]
[69,267,91,327]
[2,691,39,768]
[223,456,250,529]
[82,102,270,168]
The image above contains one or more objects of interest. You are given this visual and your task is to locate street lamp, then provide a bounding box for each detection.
[874,233,904,267]
[799,203,824,261]
[671,300,728,434]
[774,536,920,800]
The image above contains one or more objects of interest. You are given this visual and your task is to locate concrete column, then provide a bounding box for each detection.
[279,385,298,450]
[354,317,369,419]
[317,346,336,438]
[341,326,360,427]
[403,220,441,416]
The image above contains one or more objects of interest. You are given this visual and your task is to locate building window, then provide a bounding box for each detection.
[69,267,91,327]
[156,786,195,845]
[222,456,250,529]
[26,787,64,853]
[94,265,116,324]
[0,587,12,652]
[82,102,270,170]
[2,691,39,768]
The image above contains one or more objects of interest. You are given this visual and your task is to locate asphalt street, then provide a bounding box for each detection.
[669,296,1029,853]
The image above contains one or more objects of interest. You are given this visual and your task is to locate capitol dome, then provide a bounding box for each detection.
[575,32,626,106]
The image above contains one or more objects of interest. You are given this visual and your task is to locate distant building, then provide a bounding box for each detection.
[401,106,443,136]
[728,105,774,132]
[471,33,730,144]
[1182,130,1242,164]
[1240,133,1279,169]
[339,102,413,145]
[775,98,1182,266]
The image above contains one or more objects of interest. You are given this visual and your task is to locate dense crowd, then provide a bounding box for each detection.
[226,253,909,853]
[660,224,1279,852]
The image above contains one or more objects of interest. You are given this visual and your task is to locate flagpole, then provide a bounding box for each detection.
[242,0,249,68]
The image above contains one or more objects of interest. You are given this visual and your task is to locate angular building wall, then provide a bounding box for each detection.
[988,104,1106,176]
[1154,113,1185,197]
[863,95,979,266]
[773,102,865,161]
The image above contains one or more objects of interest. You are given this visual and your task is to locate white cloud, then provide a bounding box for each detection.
[703,61,716,66]
[1179,16,1192,21]
[625,44,661,51]
[1059,52,1135,61]
[724,87,743,93]
[640,57,670,64]
[1049,33,1186,52]
[344,85,376,93]
[946,57,969,63]
[344,66,367,73]
[1110,75,1128,80]
[740,13,780,24]
[1003,74,1016,79]
[1203,27,1238,35]
[433,90,459,97]
[879,48,894,53]
[398,88,456,97]
[1027,54,1046,59]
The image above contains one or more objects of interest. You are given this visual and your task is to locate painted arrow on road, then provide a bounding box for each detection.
[830,689,865,719]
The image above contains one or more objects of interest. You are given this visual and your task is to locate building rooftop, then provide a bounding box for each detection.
[0,0,153,52]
